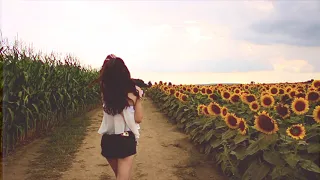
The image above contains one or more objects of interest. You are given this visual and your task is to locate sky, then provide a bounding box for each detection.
[1,0,320,84]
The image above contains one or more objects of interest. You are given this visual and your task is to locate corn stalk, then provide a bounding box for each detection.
[1,38,100,156]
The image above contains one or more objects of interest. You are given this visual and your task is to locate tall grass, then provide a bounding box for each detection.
[1,37,101,156]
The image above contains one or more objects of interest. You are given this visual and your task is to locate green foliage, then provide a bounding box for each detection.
[1,39,100,156]
[146,86,320,180]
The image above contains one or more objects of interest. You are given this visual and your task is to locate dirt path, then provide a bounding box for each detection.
[1,138,48,180]
[60,98,226,180]
[2,98,227,180]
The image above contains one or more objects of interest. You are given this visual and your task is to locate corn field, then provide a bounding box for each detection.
[1,39,101,156]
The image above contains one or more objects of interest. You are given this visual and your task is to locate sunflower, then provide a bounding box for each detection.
[309,87,316,91]
[234,88,241,94]
[307,91,320,102]
[285,86,292,93]
[207,102,221,116]
[221,91,231,100]
[179,94,188,102]
[221,107,228,117]
[275,103,290,119]
[197,104,205,116]
[243,94,257,104]
[206,88,213,95]
[238,118,248,135]
[202,106,210,116]
[249,101,260,112]
[208,94,218,101]
[240,92,249,99]
[269,85,279,95]
[224,113,239,129]
[289,90,297,98]
[296,86,303,91]
[164,89,169,95]
[217,88,222,95]
[174,92,180,98]
[230,94,240,104]
[169,88,175,95]
[192,87,199,94]
[260,88,266,93]
[254,111,279,134]
[286,124,306,140]
[312,80,320,88]
[261,94,275,108]
[312,106,320,123]
[278,88,285,95]
[291,97,309,115]
[200,87,207,95]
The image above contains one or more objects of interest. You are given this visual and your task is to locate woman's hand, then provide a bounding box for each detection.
[135,85,143,97]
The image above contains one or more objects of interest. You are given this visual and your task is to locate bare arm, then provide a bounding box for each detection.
[134,98,143,123]
[128,93,143,123]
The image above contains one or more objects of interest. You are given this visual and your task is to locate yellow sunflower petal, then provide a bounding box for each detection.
[291,97,309,115]
[313,105,320,123]
[224,113,239,129]
[286,124,306,140]
[254,111,279,134]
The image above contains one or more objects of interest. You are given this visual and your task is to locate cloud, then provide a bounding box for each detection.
[244,1,320,46]
[185,27,212,43]
[271,58,314,73]
[2,0,319,80]
[132,58,273,73]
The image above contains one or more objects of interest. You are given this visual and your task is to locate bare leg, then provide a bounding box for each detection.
[106,158,118,177]
[116,155,134,180]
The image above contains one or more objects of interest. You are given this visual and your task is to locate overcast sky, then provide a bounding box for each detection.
[1,0,320,84]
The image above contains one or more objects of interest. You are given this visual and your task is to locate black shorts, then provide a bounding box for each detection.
[101,131,137,159]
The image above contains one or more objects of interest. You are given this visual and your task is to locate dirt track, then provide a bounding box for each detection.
[2,98,227,180]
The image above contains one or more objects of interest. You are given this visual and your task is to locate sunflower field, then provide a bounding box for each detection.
[146,80,320,180]
[1,40,101,156]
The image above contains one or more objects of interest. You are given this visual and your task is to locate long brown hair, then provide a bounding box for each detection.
[90,54,139,115]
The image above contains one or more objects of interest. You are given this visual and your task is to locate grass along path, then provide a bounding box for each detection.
[2,108,99,180]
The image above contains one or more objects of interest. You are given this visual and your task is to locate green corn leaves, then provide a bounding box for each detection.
[1,39,100,156]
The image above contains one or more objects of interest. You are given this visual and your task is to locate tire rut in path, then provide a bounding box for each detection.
[60,98,227,180]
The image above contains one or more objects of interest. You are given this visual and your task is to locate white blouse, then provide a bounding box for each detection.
[98,105,140,140]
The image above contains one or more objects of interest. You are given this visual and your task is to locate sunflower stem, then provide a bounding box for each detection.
[294,141,299,155]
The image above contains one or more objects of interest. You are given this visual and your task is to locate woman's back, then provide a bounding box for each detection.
[94,54,143,180]
[98,93,141,139]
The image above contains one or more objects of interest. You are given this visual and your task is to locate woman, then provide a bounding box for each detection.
[96,54,143,180]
